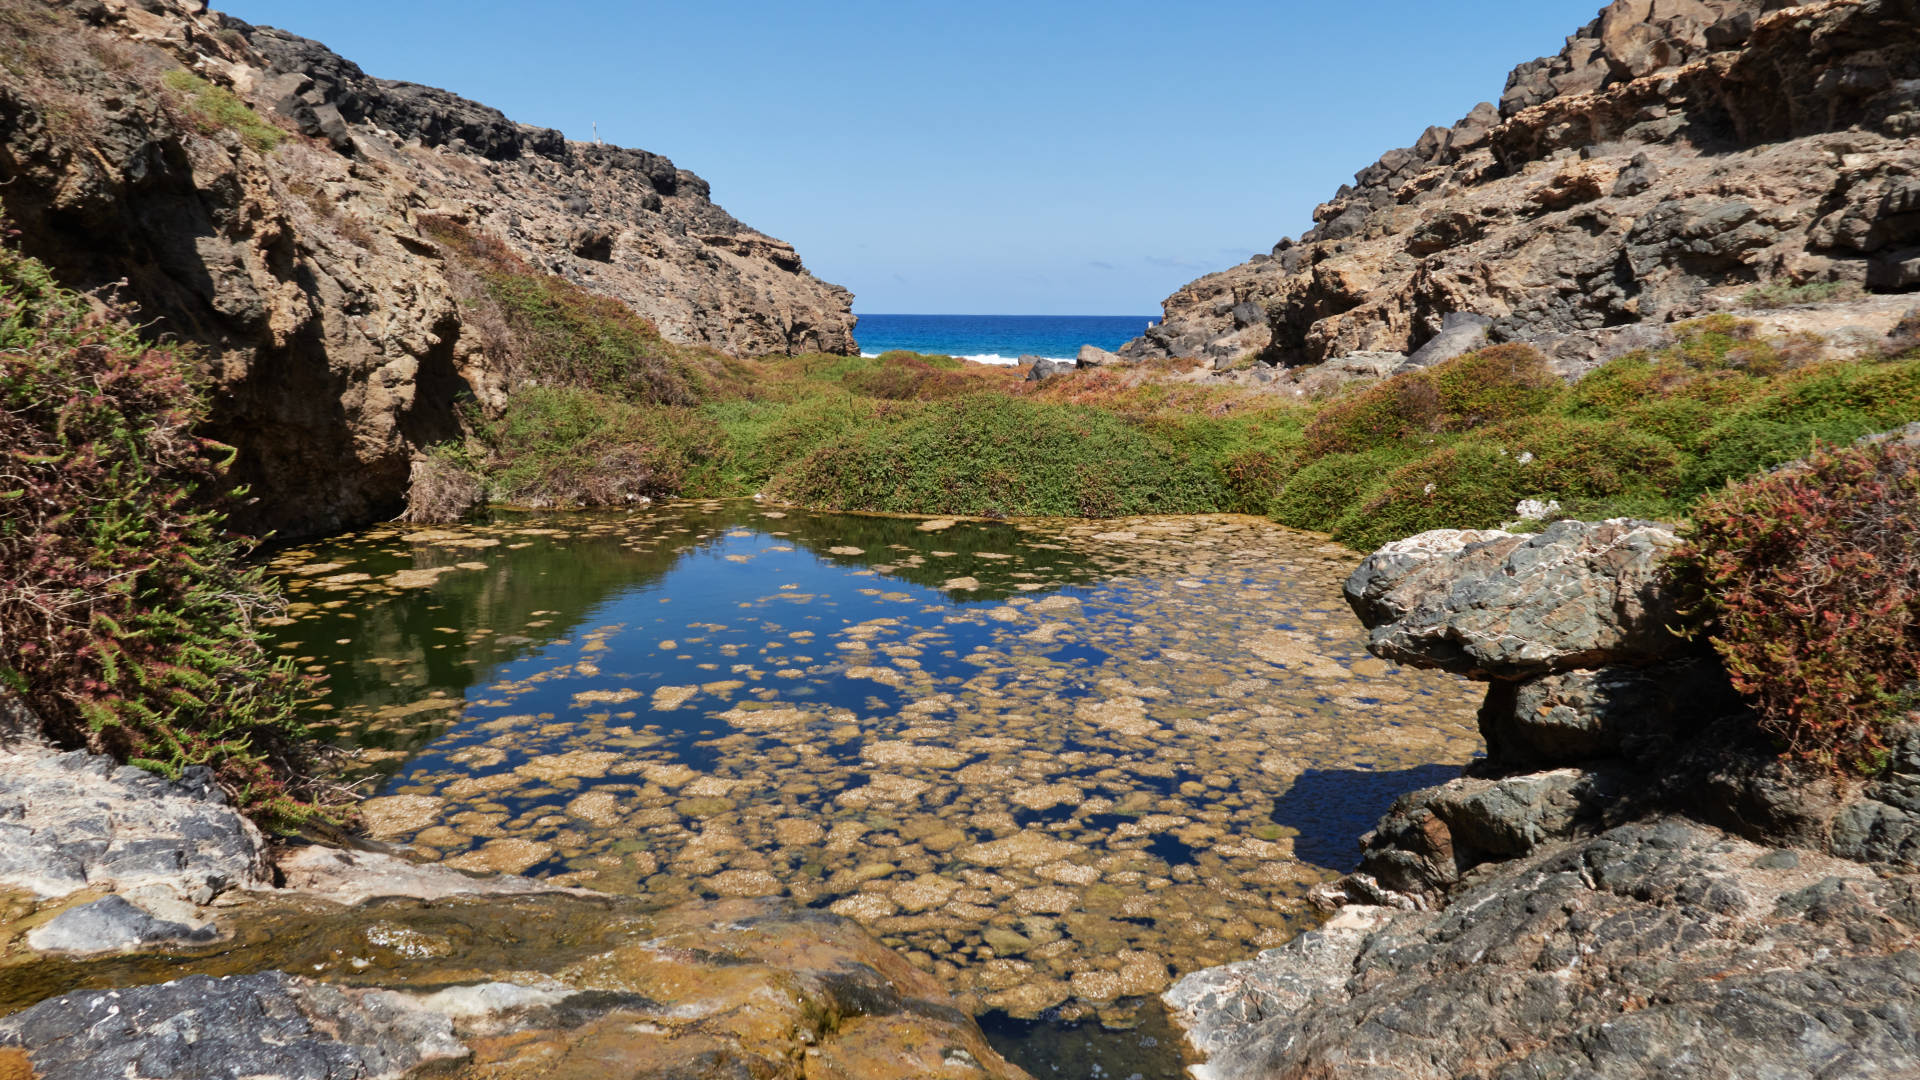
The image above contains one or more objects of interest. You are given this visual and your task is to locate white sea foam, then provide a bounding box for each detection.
[859,352,1069,366]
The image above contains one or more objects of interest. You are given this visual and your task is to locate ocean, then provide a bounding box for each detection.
[853,313,1158,365]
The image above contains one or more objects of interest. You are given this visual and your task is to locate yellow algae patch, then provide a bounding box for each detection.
[1075,696,1159,737]
[836,774,932,807]
[290,561,347,576]
[651,685,699,710]
[1022,621,1072,644]
[445,837,553,875]
[1011,783,1083,811]
[565,790,623,827]
[708,869,783,897]
[1248,631,1352,679]
[862,741,967,769]
[682,775,737,798]
[516,750,622,782]
[845,665,905,689]
[318,572,373,587]
[943,576,981,591]
[828,546,865,555]
[961,832,1082,868]
[1031,594,1081,612]
[385,566,459,589]
[370,698,464,722]
[773,818,825,845]
[1350,658,1391,678]
[700,680,745,697]
[829,893,897,921]
[442,772,521,799]
[916,519,957,532]
[716,705,811,730]
[359,794,443,839]
[638,762,700,789]
[572,688,643,708]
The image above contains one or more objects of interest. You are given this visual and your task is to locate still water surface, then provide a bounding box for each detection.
[264,502,1482,1076]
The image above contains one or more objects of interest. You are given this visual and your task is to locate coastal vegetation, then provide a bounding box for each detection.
[1672,437,1920,768]
[0,241,319,827]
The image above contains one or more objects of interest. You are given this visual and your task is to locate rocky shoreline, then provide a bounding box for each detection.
[0,700,1028,1079]
[1163,511,1920,1078]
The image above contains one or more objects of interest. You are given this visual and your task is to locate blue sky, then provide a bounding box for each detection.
[217,1,1602,315]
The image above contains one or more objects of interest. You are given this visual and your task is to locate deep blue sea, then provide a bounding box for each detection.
[853,313,1158,364]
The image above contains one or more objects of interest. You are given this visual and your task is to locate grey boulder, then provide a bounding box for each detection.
[0,972,465,1080]
[25,894,216,954]
[1344,519,1690,679]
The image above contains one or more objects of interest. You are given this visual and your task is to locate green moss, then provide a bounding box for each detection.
[162,68,284,153]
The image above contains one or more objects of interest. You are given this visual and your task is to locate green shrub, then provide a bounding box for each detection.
[1670,440,1920,768]
[1739,279,1859,309]
[1302,344,1557,457]
[480,387,722,508]
[0,242,315,826]
[1333,443,1525,550]
[695,394,889,496]
[1427,344,1561,430]
[1301,371,1444,457]
[1268,449,1408,531]
[162,68,284,153]
[767,393,1223,517]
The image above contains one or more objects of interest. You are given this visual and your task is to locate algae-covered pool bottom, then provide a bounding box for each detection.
[264,502,1483,1075]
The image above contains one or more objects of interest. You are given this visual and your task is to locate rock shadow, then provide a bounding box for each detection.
[1272,764,1465,872]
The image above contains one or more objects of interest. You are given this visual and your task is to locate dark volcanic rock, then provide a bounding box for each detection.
[0,972,464,1080]
[1479,657,1743,769]
[1171,820,1920,1080]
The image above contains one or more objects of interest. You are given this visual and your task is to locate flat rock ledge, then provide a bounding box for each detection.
[0,699,1028,1080]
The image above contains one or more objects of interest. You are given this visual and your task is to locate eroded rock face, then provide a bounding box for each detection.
[1170,820,1920,1080]
[1123,0,1920,371]
[0,0,854,536]
[1344,519,1689,679]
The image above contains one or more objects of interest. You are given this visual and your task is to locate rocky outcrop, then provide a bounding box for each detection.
[0,0,854,536]
[1124,0,1920,371]
[1165,517,1920,1076]
[1170,821,1920,1080]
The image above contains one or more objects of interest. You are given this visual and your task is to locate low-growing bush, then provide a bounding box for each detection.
[0,242,317,826]
[1671,439,1920,768]
[1268,449,1407,532]
[1740,279,1860,309]
[768,393,1223,517]
[1427,344,1561,429]
[1334,443,1526,550]
[161,68,284,153]
[400,446,488,524]
[1303,344,1558,457]
[480,387,723,508]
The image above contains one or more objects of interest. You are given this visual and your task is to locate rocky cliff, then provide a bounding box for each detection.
[1124,0,1920,373]
[0,0,855,536]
